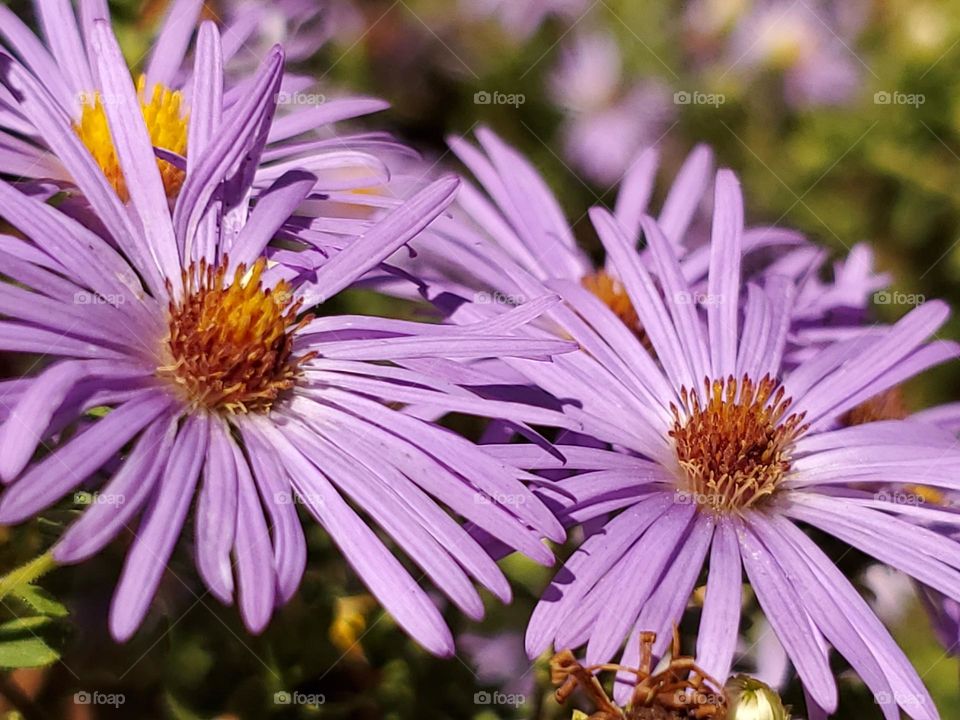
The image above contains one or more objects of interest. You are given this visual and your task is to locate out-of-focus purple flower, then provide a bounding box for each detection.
[459,0,589,41]
[0,21,579,651]
[685,0,868,108]
[476,170,959,717]
[548,31,675,185]
[459,631,535,697]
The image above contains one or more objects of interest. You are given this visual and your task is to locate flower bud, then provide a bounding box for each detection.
[726,675,791,720]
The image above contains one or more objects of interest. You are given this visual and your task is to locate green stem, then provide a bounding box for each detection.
[0,552,57,601]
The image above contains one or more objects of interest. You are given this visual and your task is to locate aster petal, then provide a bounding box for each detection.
[641,214,711,384]
[695,516,743,683]
[707,169,744,380]
[254,419,454,657]
[186,21,223,264]
[0,321,131,359]
[266,97,390,143]
[736,519,837,712]
[657,143,713,244]
[228,169,316,272]
[755,275,795,379]
[791,300,950,424]
[749,513,898,720]
[194,419,238,605]
[0,179,153,322]
[613,146,659,242]
[240,423,306,604]
[303,391,557,563]
[90,21,181,288]
[232,439,276,634]
[173,45,283,249]
[324,416,512,603]
[299,176,460,305]
[144,0,202,90]
[786,493,960,596]
[0,58,164,293]
[53,414,178,563]
[525,493,675,658]
[0,359,151,481]
[590,206,693,392]
[321,387,564,541]
[768,514,938,720]
[586,502,696,665]
[36,0,92,98]
[0,6,74,109]
[110,413,209,642]
[735,283,772,380]
[0,391,171,520]
[284,418,485,620]
[612,515,714,706]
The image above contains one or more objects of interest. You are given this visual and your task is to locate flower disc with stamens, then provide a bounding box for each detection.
[75,75,188,202]
[158,259,312,414]
[670,375,808,513]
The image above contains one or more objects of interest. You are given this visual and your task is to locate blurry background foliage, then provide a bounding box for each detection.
[1,0,960,717]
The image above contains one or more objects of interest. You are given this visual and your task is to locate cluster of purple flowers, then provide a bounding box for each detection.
[0,2,958,717]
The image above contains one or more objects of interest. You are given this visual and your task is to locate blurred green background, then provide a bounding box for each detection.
[2,0,960,717]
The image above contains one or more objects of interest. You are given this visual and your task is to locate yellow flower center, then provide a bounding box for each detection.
[158,259,313,414]
[74,75,188,202]
[670,375,808,514]
[582,270,653,351]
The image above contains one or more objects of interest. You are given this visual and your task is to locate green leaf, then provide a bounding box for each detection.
[11,585,68,619]
[0,617,60,668]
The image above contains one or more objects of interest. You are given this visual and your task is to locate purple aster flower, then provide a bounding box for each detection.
[477,171,959,716]
[548,31,675,185]
[0,20,579,652]
[0,0,396,212]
